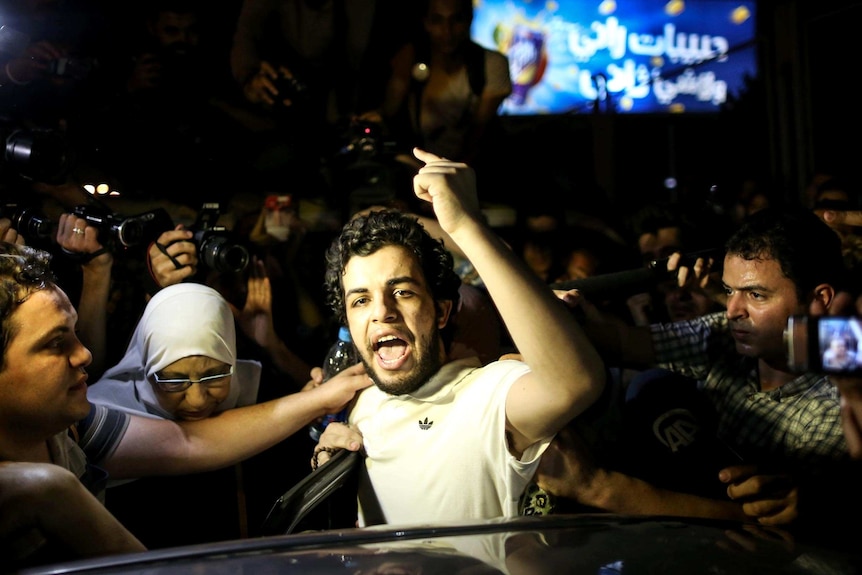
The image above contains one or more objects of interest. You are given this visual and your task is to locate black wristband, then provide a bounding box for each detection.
[153,241,185,270]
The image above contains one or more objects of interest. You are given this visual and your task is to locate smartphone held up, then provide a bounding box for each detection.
[785,315,862,375]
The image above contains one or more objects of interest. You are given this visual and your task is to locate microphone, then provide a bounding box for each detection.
[549,248,724,300]
[550,267,657,299]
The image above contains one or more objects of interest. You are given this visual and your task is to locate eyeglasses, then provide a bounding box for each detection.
[152,366,234,393]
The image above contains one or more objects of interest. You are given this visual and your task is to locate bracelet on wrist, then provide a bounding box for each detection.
[311,446,337,471]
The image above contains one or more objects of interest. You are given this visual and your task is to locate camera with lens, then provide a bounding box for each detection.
[1,123,72,184]
[188,203,249,274]
[72,204,170,249]
[330,118,401,216]
[0,203,54,240]
[338,119,388,163]
[273,71,309,106]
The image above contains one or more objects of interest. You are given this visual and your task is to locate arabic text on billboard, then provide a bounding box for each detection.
[472,0,758,115]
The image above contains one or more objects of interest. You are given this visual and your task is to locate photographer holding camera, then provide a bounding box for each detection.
[0,0,108,132]
[53,201,321,545]
[54,212,194,378]
[226,0,411,202]
[1,211,197,377]
[73,0,249,209]
[532,206,862,546]
[56,207,196,376]
[230,0,399,122]
[56,200,313,389]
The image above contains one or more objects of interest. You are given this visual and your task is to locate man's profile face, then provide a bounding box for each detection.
[0,287,91,439]
[342,245,451,395]
[722,255,806,364]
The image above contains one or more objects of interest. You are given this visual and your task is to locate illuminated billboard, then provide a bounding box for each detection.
[472,0,758,115]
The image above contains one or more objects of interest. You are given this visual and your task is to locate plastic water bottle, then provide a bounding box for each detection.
[309,326,358,441]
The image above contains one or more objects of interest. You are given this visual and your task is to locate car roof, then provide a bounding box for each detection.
[19,513,862,575]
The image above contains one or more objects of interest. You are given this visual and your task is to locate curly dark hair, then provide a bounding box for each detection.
[725,206,847,302]
[323,209,462,328]
[0,242,56,371]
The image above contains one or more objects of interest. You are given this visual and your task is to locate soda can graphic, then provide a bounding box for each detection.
[507,25,546,106]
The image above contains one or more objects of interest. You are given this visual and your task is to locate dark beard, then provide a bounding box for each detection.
[364,328,443,396]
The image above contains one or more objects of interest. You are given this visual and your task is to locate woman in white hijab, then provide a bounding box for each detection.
[88,283,262,421]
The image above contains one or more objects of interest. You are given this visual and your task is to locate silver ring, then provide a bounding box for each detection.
[72,227,85,235]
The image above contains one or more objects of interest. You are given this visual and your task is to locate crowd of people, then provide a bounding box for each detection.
[3,0,862,572]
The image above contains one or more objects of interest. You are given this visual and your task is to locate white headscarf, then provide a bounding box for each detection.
[88,283,262,420]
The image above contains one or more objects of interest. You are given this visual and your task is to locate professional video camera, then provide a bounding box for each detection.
[0,203,54,240]
[71,203,171,250]
[335,119,390,164]
[328,118,403,217]
[187,203,249,274]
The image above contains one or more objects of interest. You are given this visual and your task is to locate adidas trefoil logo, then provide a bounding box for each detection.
[418,417,433,430]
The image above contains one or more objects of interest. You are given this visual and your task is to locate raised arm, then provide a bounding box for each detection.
[56,213,114,378]
[58,219,198,379]
[411,148,605,453]
[232,258,312,387]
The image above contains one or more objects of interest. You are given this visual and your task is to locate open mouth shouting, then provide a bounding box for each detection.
[373,333,410,370]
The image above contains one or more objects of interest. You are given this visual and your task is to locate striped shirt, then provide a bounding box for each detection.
[76,403,131,467]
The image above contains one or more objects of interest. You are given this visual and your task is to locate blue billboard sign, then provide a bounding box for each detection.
[472,0,758,115]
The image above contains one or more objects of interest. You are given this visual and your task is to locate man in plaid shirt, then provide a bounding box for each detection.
[538,206,858,536]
